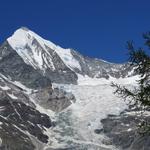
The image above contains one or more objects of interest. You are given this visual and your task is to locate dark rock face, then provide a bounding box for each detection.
[0,75,52,150]
[71,49,134,79]
[100,112,150,150]
[0,115,35,150]
[0,63,77,149]
[44,46,78,84]
[0,41,52,89]
[32,86,76,112]
[0,40,78,85]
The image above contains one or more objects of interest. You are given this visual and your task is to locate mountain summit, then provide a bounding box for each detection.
[7,27,81,72]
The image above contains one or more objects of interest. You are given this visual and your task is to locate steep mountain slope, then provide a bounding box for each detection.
[6,27,78,84]
[0,41,52,88]
[71,49,133,79]
[0,71,75,150]
[0,74,52,150]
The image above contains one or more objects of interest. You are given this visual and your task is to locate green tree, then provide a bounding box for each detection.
[112,32,150,134]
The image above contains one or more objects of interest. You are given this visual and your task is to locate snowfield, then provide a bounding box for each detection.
[46,76,138,150]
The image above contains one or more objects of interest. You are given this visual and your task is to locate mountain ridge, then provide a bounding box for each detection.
[2,27,134,85]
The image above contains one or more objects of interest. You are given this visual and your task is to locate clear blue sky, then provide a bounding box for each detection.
[0,0,150,63]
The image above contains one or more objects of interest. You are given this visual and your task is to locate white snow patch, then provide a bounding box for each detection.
[77,74,139,86]
[0,106,5,111]
[127,128,132,132]
[27,29,81,71]
[0,85,10,91]
[7,93,18,99]
[13,81,32,94]
[54,48,81,71]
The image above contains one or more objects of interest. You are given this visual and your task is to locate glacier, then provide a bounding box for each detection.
[42,75,138,150]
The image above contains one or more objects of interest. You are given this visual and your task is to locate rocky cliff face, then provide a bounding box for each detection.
[0,69,75,150]
[0,28,77,149]
[0,74,52,150]
[0,41,52,89]
[100,111,150,150]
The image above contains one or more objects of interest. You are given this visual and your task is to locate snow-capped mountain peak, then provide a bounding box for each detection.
[7,27,81,72]
[5,27,134,85]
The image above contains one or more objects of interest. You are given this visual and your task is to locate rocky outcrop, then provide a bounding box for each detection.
[0,75,52,150]
[0,41,52,89]
[32,86,76,112]
[99,111,150,150]
[0,68,77,149]
[71,49,134,79]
